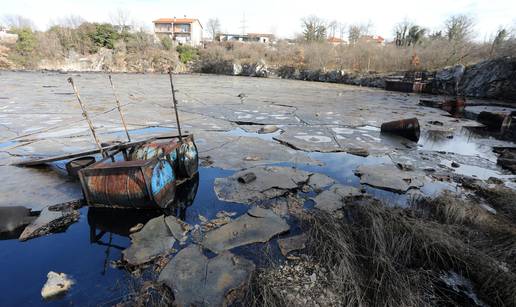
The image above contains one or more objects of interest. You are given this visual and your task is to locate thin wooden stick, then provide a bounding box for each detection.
[67,77,105,157]
[168,68,183,143]
[108,74,131,142]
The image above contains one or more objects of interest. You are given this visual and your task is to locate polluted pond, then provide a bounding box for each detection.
[1,72,516,306]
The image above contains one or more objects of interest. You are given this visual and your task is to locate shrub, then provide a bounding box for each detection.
[176,45,199,64]
[11,27,37,55]
[89,23,119,50]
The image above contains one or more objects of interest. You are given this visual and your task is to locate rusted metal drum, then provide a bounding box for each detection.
[79,158,177,209]
[477,111,512,131]
[176,139,199,179]
[66,156,96,178]
[441,97,466,115]
[385,80,414,93]
[381,118,420,142]
[131,139,178,161]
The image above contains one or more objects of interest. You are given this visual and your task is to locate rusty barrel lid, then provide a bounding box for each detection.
[66,156,96,178]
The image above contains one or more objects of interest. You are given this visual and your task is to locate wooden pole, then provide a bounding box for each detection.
[108,74,131,142]
[67,77,105,157]
[168,68,183,143]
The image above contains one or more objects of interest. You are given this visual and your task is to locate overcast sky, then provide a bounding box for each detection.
[2,0,515,41]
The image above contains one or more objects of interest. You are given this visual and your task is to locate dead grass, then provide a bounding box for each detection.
[414,191,491,225]
[246,197,516,306]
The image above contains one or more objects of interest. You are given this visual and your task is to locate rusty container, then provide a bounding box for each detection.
[131,135,198,180]
[441,97,466,115]
[412,82,426,93]
[381,118,420,142]
[78,157,177,209]
[176,138,199,178]
[477,111,512,131]
[385,80,414,93]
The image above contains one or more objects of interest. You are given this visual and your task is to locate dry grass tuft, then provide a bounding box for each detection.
[415,191,492,225]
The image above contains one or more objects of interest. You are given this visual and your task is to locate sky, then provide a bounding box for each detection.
[1,0,515,41]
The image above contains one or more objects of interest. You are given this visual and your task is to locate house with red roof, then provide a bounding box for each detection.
[153,17,203,46]
[327,36,348,45]
[360,35,385,46]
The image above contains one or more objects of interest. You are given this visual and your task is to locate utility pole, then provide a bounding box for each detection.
[240,12,247,36]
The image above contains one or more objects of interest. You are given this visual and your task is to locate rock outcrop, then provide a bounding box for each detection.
[277,66,387,88]
[197,59,269,77]
[459,57,516,101]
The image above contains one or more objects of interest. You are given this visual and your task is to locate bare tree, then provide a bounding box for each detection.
[301,15,327,42]
[445,14,475,42]
[490,27,509,56]
[337,22,347,40]
[206,18,221,40]
[394,19,412,46]
[327,20,338,38]
[348,24,367,44]
[50,15,85,29]
[2,15,34,29]
[110,8,132,33]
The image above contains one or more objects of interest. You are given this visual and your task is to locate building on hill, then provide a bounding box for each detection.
[153,17,203,46]
[360,35,385,46]
[327,36,348,45]
[216,33,275,44]
[0,28,18,45]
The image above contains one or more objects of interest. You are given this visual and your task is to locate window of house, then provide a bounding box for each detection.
[175,24,190,33]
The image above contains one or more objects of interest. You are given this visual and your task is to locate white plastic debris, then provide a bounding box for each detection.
[41,271,74,299]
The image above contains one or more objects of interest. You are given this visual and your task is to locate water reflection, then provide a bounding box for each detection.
[419,128,502,161]
[87,173,199,245]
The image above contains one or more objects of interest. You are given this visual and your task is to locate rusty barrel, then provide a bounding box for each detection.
[477,111,512,131]
[176,139,199,179]
[385,80,414,93]
[79,158,177,209]
[381,118,420,142]
[131,139,178,161]
[441,97,466,115]
[131,135,198,180]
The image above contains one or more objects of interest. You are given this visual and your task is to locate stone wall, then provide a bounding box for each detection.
[276,66,388,88]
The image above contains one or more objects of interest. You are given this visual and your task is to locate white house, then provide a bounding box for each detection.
[153,18,203,46]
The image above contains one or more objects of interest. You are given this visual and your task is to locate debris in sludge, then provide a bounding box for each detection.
[355,164,426,193]
[158,245,255,306]
[258,125,279,134]
[41,271,74,299]
[199,211,236,232]
[238,171,257,184]
[380,117,421,142]
[214,166,313,204]
[277,233,308,257]
[122,215,177,266]
[494,147,516,173]
[202,207,290,253]
[19,205,80,241]
[477,111,512,131]
[313,184,364,212]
